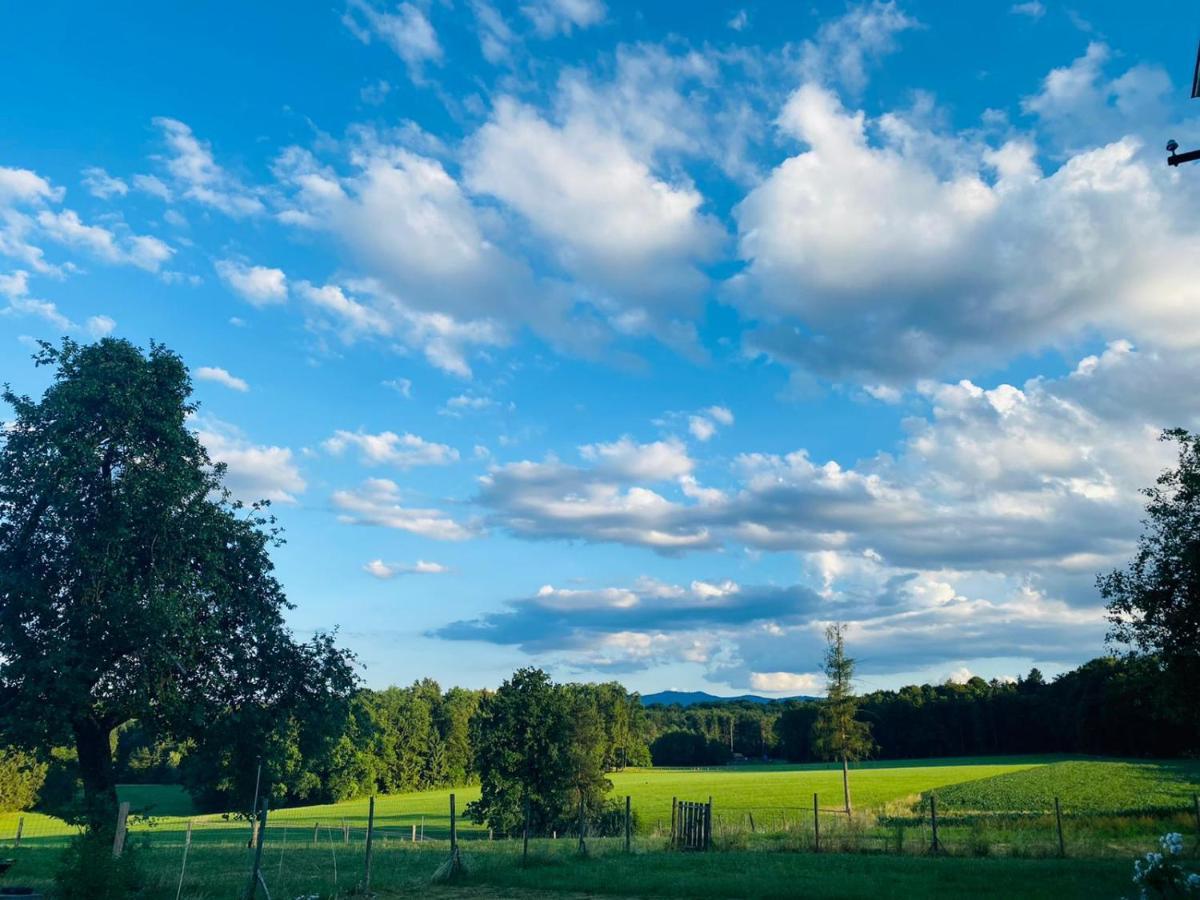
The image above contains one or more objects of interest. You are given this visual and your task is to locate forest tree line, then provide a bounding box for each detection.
[2,651,1193,817]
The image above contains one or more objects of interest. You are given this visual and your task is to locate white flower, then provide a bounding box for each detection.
[1160,832,1184,855]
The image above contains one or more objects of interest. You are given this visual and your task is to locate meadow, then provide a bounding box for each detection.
[2,755,1197,898]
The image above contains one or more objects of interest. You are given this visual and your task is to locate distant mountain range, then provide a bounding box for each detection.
[639,690,818,707]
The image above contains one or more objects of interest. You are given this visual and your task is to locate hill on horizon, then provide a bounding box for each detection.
[639,690,818,707]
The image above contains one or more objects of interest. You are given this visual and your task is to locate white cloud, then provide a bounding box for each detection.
[1021,42,1172,154]
[727,9,748,31]
[131,173,172,201]
[81,167,129,199]
[731,82,1200,383]
[749,672,821,694]
[364,558,449,578]
[797,0,918,94]
[466,97,723,313]
[195,365,250,392]
[34,210,173,272]
[0,167,62,204]
[688,405,734,441]
[215,259,288,306]
[295,278,506,378]
[152,118,264,216]
[194,419,306,504]
[946,666,975,684]
[579,437,693,481]
[521,0,605,37]
[343,0,442,78]
[275,144,540,362]
[85,315,116,337]
[332,478,477,540]
[323,429,459,468]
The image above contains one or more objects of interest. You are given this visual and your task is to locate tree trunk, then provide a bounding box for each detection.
[73,717,117,833]
[841,755,852,815]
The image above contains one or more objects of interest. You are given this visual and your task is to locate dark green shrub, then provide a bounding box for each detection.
[54,832,143,900]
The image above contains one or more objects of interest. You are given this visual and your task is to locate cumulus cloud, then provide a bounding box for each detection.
[152,118,265,216]
[332,478,477,540]
[274,144,539,353]
[479,342,1191,599]
[35,210,174,272]
[687,405,734,442]
[194,419,306,504]
[749,671,821,694]
[479,439,715,552]
[731,81,1200,383]
[215,259,288,306]
[466,96,724,314]
[295,278,506,378]
[323,429,459,468]
[195,366,249,392]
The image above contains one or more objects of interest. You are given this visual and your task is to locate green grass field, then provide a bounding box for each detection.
[2,756,1196,897]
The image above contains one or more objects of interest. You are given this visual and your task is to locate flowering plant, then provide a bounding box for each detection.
[1131,833,1199,898]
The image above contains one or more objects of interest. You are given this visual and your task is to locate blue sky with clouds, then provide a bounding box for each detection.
[3,0,1198,695]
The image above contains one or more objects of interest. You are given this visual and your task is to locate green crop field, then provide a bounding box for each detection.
[930,760,1200,814]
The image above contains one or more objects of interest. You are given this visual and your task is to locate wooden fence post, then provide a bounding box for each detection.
[313,822,319,845]
[363,796,375,893]
[112,801,131,858]
[705,797,712,850]
[748,811,756,834]
[411,823,416,843]
[450,793,458,852]
[1054,797,1065,858]
[14,816,22,848]
[246,798,269,900]
[929,794,940,855]
[625,795,632,853]
[670,796,677,848]
[813,793,820,853]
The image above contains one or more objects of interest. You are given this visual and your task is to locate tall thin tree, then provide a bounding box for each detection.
[811,623,874,814]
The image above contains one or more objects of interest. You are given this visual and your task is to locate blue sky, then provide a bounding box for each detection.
[3,1,1199,696]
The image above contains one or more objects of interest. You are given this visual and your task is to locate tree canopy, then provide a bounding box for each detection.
[0,339,356,829]
[1100,428,1200,712]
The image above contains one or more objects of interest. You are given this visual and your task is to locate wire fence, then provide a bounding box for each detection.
[0,792,1197,897]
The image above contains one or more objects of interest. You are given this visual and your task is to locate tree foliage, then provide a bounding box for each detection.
[1100,428,1200,711]
[468,669,623,836]
[811,624,874,764]
[0,339,356,828]
[0,746,47,812]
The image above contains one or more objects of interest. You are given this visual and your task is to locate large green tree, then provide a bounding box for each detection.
[1100,428,1200,717]
[811,623,874,814]
[468,668,610,836]
[0,339,356,830]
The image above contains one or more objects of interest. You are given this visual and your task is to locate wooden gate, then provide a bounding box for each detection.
[671,798,711,850]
